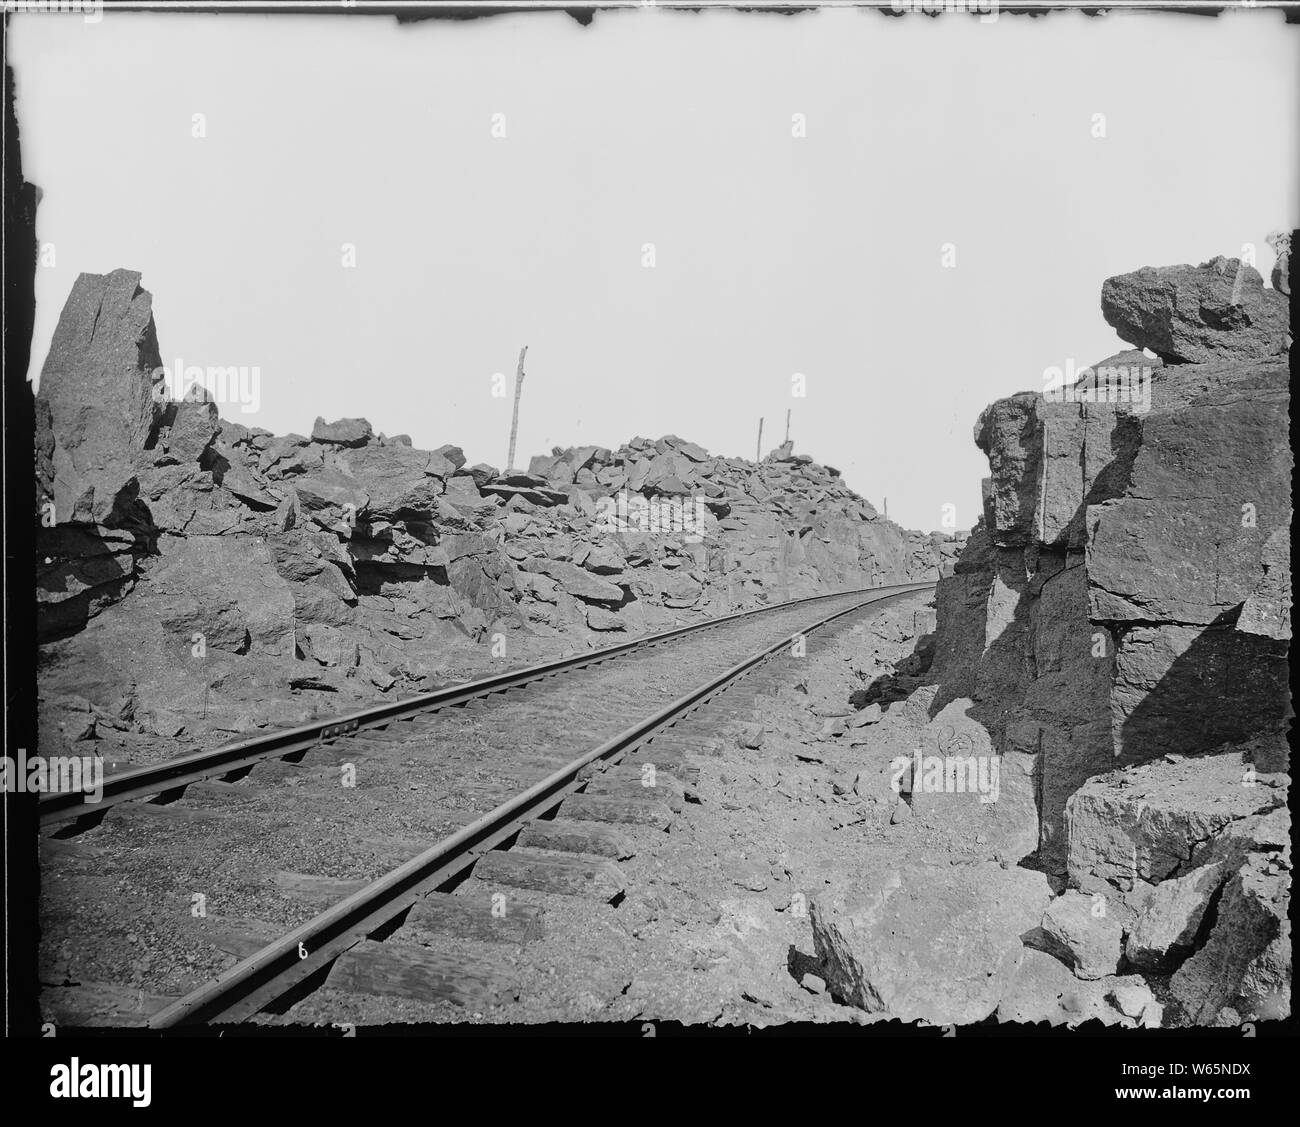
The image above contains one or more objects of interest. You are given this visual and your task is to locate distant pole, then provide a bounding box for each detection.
[506,345,528,474]
[884,497,888,519]
[784,408,790,445]
[756,417,764,462]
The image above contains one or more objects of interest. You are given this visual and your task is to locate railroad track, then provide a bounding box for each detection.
[38,582,932,1028]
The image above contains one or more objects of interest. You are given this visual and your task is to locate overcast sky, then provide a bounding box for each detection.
[11,7,1297,532]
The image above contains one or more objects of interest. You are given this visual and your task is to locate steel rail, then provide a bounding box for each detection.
[146,582,931,1028]
[39,582,932,826]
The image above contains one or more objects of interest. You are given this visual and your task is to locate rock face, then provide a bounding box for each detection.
[850,251,1291,1028]
[932,293,1290,874]
[35,268,163,527]
[1101,257,1290,364]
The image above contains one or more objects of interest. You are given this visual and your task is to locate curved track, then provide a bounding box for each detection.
[38,582,933,1028]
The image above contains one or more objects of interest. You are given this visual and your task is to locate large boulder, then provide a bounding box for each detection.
[433,444,466,470]
[1067,750,1285,902]
[1169,853,1290,1025]
[1125,862,1224,971]
[293,470,370,517]
[585,606,625,631]
[972,394,1040,548]
[1193,805,1291,871]
[583,543,627,575]
[809,862,1051,1025]
[462,463,498,488]
[526,558,624,605]
[997,948,1157,1027]
[159,387,219,465]
[311,416,373,447]
[142,535,296,656]
[341,444,447,521]
[267,528,357,627]
[439,532,521,625]
[1031,890,1123,980]
[35,268,164,525]
[1100,257,1289,364]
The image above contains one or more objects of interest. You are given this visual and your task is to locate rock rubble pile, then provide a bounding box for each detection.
[34,269,958,748]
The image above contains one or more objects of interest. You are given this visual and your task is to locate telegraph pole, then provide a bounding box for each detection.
[506,345,528,474]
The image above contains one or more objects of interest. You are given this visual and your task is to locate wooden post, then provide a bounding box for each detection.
[756,417,764,462]
[506,345,528,474]
[883,496,888,519]
[784,408,790,444]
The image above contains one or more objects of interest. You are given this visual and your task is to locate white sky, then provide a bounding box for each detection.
[10,6,1298,531]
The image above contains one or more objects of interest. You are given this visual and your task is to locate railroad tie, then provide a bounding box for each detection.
[583,769,685,813]
[403,891,545,945]
[472,848,627,902]
[516,818,636,860]
[325,940,520,1008]
[558,792,676,830]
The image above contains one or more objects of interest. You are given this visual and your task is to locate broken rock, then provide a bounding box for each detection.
[850,703,882,728]
[1100,257,1289,364]
[1033,891,1123,980]
[36,268,163,525]
[311,416,373,447]
[1168,853,1290,1025]
[585,607,625,632]
[1125,862,1225,972]
[528,559,624,605]
[810,862,1051,1025]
